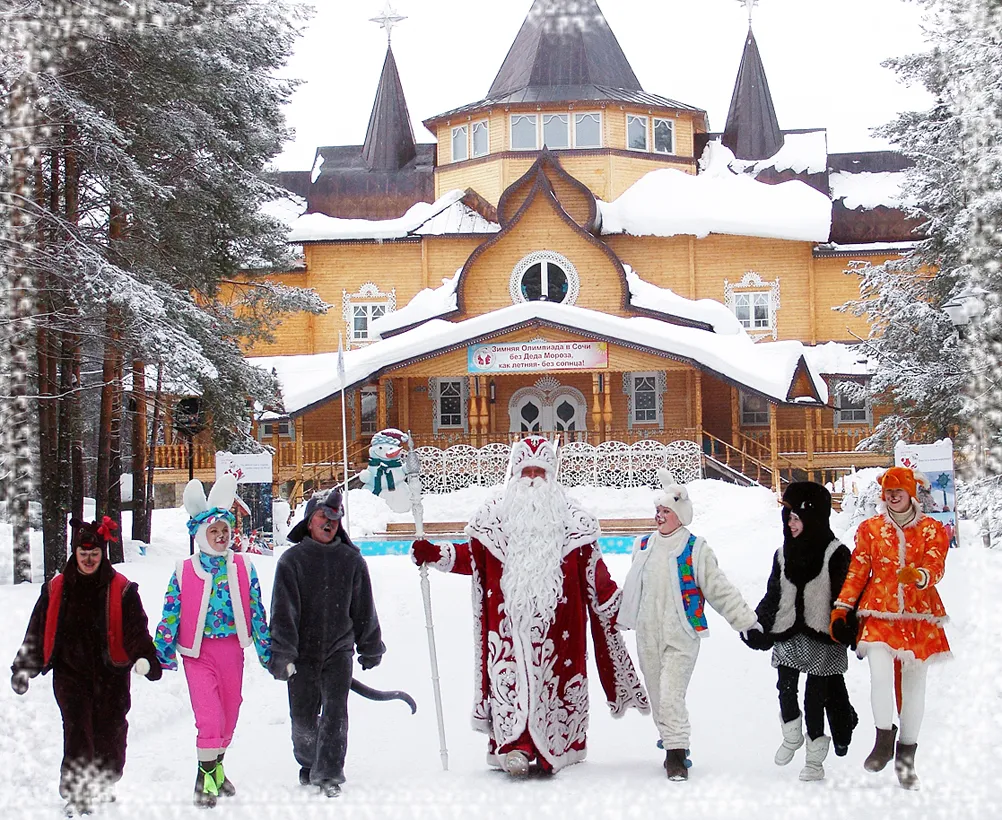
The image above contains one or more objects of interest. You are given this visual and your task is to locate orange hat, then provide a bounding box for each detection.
[878,466,928,500]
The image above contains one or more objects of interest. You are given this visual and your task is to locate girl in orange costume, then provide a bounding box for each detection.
[829,466,950,790]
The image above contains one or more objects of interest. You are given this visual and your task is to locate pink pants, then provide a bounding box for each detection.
[182,636,245,755]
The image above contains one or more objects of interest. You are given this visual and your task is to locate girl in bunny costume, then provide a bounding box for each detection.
[154,474,272,808]
[619,469,760,780]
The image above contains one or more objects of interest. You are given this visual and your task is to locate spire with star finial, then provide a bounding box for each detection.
[370,1,406,46]
[743,0,758,28]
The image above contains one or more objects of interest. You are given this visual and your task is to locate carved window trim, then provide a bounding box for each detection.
[508,251,580,306]
[724,271,781,341]
[430,377,468,434]
[622,371,666,429]
[342,282,396,347]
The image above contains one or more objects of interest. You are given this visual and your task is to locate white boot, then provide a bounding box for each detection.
[799,735,830,781]
[775,714,805,765]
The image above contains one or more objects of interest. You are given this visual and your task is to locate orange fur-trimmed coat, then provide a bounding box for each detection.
[835,501,950,663]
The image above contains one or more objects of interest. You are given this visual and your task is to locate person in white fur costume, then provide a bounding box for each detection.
[619,469,762,780]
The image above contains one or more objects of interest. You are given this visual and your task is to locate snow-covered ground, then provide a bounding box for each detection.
[1,479,999,819]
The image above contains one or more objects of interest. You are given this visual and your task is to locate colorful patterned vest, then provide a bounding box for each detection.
[639,533,708,633]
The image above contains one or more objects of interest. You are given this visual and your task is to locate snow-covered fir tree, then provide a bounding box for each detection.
[845,0,1002,538]
[1,1,327,576]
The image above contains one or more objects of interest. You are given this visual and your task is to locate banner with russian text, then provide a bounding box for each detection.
[468,341,608,373]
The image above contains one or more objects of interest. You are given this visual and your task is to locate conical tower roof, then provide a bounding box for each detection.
[488,0,642,98]
[362,46,417,172]
[721,28,784,161]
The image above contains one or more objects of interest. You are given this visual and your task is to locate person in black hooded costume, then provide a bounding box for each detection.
[743,482,857,782]
[269,489,385,798]
[10,517,162,814]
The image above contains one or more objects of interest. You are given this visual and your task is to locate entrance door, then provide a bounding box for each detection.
[552,394,585,433]
[511,393,544,433]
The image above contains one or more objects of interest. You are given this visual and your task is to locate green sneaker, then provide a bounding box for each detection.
[194,762,218,808]
[213,758,236,797]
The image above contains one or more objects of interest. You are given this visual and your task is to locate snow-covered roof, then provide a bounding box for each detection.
[371,265,746,339]
[599,143,832,243]
[814,239,921,257]
[729,131,828,177]
[249,301,828,416]
[829,171,914,210]
[370,269,461,336]
[287,190,500,242]
[261,192,307,229]
[625,266,744,335]
[803,341,876,376]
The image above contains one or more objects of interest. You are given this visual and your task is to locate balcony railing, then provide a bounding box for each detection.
[743,428,875,454]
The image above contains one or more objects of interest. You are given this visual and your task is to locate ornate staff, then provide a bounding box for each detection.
[404,432,449,771]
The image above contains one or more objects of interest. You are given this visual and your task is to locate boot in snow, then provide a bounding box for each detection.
[213,755,236,798]
[775,714,805,765]
[504,750,530,777]
[193,761,219,809]
[863,725,897,773]
[799,735,830,781]
[833,703,859,757]
[894,742,920,790]
[664,749,690,781]
[299,767,311,786]
[319,781,341,798]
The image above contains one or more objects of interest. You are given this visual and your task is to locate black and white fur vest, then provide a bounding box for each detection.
[761,538,849,644]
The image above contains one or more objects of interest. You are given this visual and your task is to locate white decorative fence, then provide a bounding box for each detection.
[414,439,702,493]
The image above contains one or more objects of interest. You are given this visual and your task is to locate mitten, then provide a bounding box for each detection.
[359,655,381,671]
[10,670,29,696]
[132,658,150,677]
[896,566,923,586]
[740,625,774,651]
[270,660,297,681]
[829,607,849,641]
[410,539,441,566]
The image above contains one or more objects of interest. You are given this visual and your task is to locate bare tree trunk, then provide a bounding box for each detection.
[65,123,84,524]
[131,358,149,542]
[107,347,124,563]
[38,154,66,581]
[145,365,163,540]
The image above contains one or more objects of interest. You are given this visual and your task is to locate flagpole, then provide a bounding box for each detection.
[338,334,351,534]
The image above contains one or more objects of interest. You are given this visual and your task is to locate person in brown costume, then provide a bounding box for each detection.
[10,517,162,815]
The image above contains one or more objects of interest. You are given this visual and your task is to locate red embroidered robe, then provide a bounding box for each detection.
[431,493,649,771]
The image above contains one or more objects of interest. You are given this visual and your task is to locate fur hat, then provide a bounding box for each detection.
[509,435,558,480]
[654,468,693,527]
[780,482,832,530]
[878,466,929,500]
[183,474,237,555]
[287,489,347,544]
[69,516,118,555]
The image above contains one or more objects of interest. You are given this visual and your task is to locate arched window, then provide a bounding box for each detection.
[509,251,580,306]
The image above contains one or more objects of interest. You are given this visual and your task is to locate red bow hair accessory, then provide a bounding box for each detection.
[96,516,119,543]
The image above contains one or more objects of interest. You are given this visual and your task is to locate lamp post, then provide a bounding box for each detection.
[174,397,206,554]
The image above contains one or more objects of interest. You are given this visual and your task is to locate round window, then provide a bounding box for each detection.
[509,251,580,306]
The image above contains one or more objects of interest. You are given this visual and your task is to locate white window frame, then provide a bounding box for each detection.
[733,291,774,331]
[653,116,675,155]
[573,112,602,148]
[740,391,770,427]
[342,283,396,347]
[471,119,489,158]
[627,114,649,151]
[508,250,581,306]
[510,113,539,151]
[451,124,468,162]
[432,378,468,433]
[724,272,781,341]
[360,385,378,436]
[351,302,388,342]
[542,113,570,149]
[628,371,664,426]
[834,384,872,427]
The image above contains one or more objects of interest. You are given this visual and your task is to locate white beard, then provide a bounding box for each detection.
[499,476,568,631]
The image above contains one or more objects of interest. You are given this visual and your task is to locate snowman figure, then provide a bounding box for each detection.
[359,428,414,513]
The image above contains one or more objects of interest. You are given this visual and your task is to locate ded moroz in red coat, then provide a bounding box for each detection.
[427,492,649,771]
